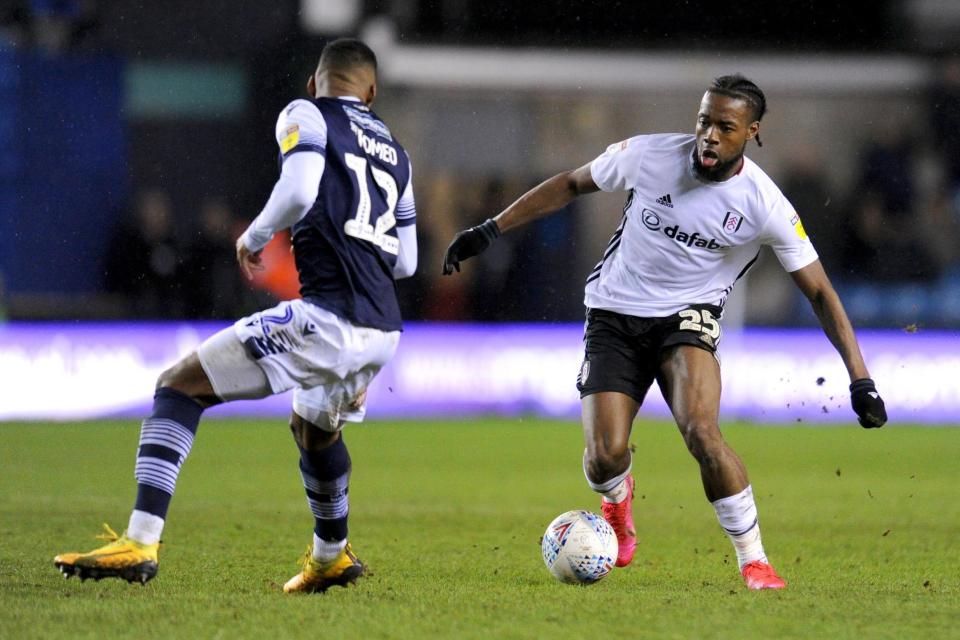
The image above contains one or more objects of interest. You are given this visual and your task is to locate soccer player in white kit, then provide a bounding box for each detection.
[443,75,887,590]
[54,39,418,593]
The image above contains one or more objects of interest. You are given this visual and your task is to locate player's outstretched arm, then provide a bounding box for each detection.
[790,259,887,428]
[442,163,598,274]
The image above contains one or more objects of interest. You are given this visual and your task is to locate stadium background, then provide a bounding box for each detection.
[2,5,958,639]
[0,0,958,422]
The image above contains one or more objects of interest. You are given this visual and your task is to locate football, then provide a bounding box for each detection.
[541,510,618,584]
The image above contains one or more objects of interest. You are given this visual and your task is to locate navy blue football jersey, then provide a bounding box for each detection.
[277,97,414,331]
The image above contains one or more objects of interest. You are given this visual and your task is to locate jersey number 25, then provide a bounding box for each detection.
[343,152,399,255]
[678,308,721,340]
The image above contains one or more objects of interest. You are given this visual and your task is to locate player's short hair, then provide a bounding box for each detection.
[708,74,767,146]
[318,38,378,74]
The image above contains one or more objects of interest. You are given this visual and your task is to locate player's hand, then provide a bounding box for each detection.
[442,218,501,275]
[348,388,367,412]
[850,378,887,428]
[236,237,265,281]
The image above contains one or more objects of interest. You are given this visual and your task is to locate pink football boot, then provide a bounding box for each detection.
[741,560,787,590]
[601,475,636,567]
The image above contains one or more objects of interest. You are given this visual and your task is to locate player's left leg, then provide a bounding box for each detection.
[658,345,785,590]
[280,309,399,593]
[282,410,364,594]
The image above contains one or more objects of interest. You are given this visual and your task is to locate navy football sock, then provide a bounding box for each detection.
[299,433,351,545]
[132,387,204,519]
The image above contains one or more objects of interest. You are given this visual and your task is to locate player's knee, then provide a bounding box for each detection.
[156,359,192,393]
[585,446,629,483]
[289,413,339,452]
[155,352,217,407]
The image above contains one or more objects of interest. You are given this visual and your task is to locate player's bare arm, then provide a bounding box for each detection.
[790,260,869,380]
[790,259,888,428]
[493,163,598,233]
[442,163,597,274]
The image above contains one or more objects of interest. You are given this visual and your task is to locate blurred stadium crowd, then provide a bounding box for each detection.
[2,0,960,327]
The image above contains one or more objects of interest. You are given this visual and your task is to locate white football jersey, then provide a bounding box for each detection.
[585,133,818,318]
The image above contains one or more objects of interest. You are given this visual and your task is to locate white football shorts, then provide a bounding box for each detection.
[197,299,400,431]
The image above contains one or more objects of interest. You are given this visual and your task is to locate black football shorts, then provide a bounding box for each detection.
[576,304,722,405]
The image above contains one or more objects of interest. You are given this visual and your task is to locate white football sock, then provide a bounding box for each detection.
[583,450,632,500]
[127,509,165,545]
[712,484,768,569]
[601,479,631,504]
[312,533,347,562]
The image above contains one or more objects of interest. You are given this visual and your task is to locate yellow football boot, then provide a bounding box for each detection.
[283,542,364,594]
[54,524,160,585]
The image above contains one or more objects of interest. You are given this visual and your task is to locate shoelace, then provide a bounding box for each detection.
[743,561,777,578]
[91,523,162,550]
[603,502,631,532]
[297,545,315,571]
[94,523,121,544]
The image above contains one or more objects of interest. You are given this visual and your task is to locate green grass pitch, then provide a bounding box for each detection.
[1,418,958,639]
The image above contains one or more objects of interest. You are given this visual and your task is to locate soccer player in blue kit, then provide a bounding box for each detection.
[54,39,418,593]
[443,75,887,590]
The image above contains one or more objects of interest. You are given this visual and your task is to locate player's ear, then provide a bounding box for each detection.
[306,74,317,98]
[365,81,377,106]
[746,120,760,142]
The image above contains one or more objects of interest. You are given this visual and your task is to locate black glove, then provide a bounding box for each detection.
[850,378,887,429]
[442,218,501,274]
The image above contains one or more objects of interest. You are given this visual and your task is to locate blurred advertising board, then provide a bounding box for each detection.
[0,323,956,424]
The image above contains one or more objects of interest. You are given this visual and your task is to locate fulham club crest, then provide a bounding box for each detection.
[722,211,745,233]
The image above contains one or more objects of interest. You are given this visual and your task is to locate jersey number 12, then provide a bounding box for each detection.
[343,152,399,255]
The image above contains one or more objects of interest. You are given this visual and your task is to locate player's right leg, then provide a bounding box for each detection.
[54,327,273,584]
[576,310,658,567]
[582,391,640,567]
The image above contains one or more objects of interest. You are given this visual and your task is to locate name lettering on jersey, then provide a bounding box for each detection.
[641,208,728,251]
[350,122,398,166]
[342,105,393,141]
[722,211,745,233]
[790,213,809,240]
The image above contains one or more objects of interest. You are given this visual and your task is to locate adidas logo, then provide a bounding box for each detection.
[656,194,673,208]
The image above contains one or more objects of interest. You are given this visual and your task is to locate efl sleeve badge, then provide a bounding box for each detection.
[279,124,300,154]
[790,213,809,240]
